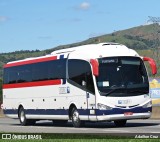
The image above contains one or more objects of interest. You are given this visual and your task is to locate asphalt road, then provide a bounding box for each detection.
[0,117,160,137]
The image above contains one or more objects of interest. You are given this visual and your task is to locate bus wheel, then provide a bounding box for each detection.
[114,120,127,127]
[71,108,84,128]
[19,107,35,126]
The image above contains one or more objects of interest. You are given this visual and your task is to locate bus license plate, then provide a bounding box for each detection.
[124,112,133,116]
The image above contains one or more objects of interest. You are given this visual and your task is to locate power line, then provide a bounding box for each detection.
[148,16,160,24]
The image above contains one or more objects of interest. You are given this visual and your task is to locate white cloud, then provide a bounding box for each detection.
[0,16,9,22]
[78,2,90,10]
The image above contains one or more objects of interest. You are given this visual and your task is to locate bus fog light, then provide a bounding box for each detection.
[142,101,152,108]
[97,103,112,110]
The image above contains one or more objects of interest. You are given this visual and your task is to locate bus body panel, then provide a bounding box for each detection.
[2,43,154,124]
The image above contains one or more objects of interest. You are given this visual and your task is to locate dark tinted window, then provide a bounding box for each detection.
[97,57,149,97]
[86,72,95,94]
[7,68,18,84]
[32,62,48,81]
[3,59,66,84]
[68,59,95,93]
[48,60,66,79]
[17,65,32,83]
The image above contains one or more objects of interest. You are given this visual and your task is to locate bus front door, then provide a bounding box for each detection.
[86,91,96,121]
[84,71,96,121]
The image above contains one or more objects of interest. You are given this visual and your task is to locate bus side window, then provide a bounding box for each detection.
[86,72,95,94]
[4,66,18,84]
[68,59,95,94]
[8,70,18,84]
[48,59,66,80]
[17,65,32,83]
[32,62,48,81]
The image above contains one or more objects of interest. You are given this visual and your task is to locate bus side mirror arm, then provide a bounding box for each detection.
[90,59,99,76]
[143,57,157,75]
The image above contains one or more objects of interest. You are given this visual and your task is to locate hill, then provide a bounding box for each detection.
[46,23,160,51]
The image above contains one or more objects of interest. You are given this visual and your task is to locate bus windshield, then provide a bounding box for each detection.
[96,57,149,97]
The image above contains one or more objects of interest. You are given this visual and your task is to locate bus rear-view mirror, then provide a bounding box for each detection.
[143,57,157,75]
[90,59,99,76]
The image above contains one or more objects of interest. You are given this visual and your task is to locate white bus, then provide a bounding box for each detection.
[2,43,157,127]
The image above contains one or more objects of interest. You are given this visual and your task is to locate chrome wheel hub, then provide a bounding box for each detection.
[73,111,79,122]
[20,111,25,122]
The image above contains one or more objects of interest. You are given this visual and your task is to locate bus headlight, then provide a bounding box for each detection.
[142,101,152,108]
[97,103,112,110]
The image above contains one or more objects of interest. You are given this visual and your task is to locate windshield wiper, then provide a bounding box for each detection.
[100,85,125,96]
[128,90,148,94]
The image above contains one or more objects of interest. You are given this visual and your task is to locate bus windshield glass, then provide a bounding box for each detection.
[96,57,149,97]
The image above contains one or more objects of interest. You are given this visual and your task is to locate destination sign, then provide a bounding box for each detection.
[99,58,118,64]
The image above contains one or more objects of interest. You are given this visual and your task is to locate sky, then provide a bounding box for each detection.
[0,0,160,53]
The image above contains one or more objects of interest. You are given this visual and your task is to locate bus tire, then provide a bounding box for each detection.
[114,120,127,127]
[71,107,84,128]
[18,107,35,126]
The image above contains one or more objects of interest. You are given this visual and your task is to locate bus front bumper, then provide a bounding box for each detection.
[96,112,151,121]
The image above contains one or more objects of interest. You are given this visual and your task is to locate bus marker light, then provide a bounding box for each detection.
[90,59,99,76]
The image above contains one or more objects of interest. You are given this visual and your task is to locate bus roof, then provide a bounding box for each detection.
[51,42,140,59]
[4,42,140,67]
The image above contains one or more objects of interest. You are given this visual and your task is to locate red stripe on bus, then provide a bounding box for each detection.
[4,56,57,68]
[3,79,61,89]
